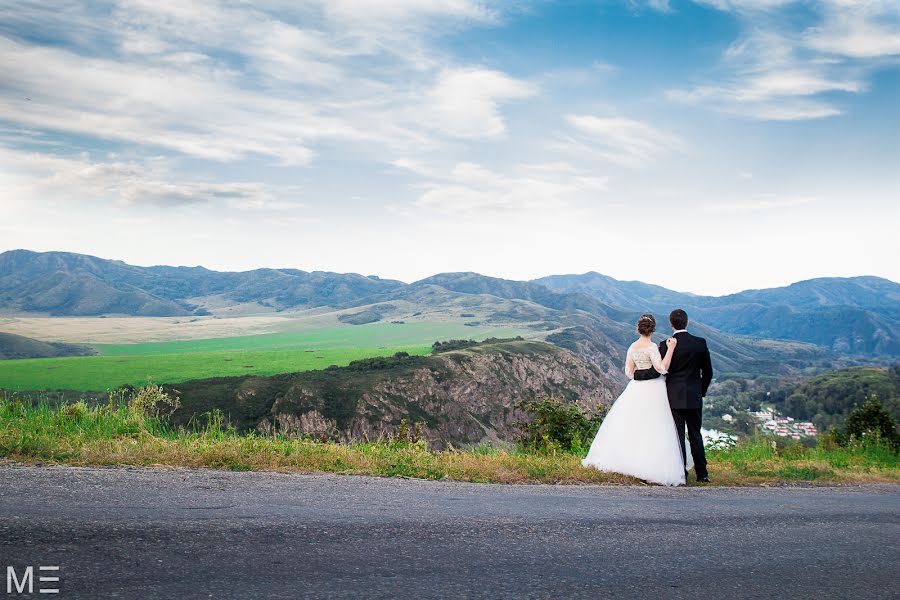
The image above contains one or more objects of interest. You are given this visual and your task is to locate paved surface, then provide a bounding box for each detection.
[1,465,898,599]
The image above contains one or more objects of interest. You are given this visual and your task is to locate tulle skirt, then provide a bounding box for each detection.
[581,377,689,486]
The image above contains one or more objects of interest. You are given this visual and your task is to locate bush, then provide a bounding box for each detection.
[730,410,759,436]
[515,397,608,453]
[704,430,738,452]
[818,426,845,451]
[844,394,899,449]
[431,337,525,354]
[432,339,478,353]
[129,380,181,420]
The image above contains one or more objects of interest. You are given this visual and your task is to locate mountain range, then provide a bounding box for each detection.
[534,272,900,355]
[1,250,898,364]
[0,249,403,317]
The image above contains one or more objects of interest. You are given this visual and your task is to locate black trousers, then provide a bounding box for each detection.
[671,407,708,479]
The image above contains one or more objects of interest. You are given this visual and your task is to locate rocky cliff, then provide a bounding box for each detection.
[168,340,620,448]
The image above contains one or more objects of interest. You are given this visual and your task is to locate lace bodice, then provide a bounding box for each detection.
[625,342,666,379]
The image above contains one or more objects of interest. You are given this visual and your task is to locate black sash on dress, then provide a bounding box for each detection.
[633,367,661,380]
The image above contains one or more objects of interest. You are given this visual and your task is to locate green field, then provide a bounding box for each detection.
[92,321,523,356]
[0,322,530,391]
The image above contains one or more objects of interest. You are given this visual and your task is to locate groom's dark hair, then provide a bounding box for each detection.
[669,309,689,330]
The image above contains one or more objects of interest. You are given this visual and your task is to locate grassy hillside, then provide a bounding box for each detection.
[781,366,900,431]
[704,365,900,437]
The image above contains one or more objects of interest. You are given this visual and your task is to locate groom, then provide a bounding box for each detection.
[659,309,713,483]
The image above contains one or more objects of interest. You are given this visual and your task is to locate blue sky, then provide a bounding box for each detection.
[0,0,897,294]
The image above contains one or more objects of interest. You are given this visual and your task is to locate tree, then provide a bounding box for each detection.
[844,394,899,448]
[731,410,758,436]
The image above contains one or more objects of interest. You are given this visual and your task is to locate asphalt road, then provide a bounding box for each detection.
[1,464,898,599]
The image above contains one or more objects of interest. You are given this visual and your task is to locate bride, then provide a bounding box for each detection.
[581,314,691,486]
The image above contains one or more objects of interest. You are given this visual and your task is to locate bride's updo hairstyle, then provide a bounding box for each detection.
[637,314,656,336]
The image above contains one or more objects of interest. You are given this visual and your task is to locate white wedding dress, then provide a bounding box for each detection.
[581,341,691,486]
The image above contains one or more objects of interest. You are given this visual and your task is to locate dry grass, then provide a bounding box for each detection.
[2,397,897,486]
[0,314,291,344]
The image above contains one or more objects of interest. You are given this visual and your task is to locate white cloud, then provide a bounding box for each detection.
[559,115,682,167]
[667,1,896,120]
[637,0,674,13]
[731,70,862,101]
[389,158,441,178]
[114,1,351,85]
[736,102,842,120]
[119,29,170,55]
[804,1,900,59]
[422,67,537,139]
[0,147,302,210]
[392,159,608,217]
[665,36,853,120]
[321,0,495,28]
[0,35,332,164]
[0,1,528,168]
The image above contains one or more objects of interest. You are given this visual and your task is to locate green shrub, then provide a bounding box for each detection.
[844,394,899,449]
[515,397,607,453]
[819,426,846,450]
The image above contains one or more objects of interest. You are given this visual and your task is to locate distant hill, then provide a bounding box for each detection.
[534,273,900,310]
[714,277,900,310]
[366,272,823,376]
[534,272,900,356]
[0,332,95,360]
[0,249,404,316]
[164,339,618,447]
[413,272,630,321]
[534,272,695,310]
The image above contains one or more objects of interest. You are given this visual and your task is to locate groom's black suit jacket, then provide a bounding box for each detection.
[659,331,713,410]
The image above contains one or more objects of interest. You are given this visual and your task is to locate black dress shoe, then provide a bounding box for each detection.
[697,476,711,483]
